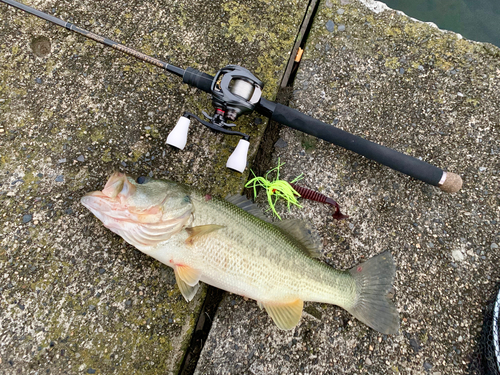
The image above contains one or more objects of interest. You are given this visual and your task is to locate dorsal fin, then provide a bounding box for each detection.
[225,195,270,222]
[274,219,323,258]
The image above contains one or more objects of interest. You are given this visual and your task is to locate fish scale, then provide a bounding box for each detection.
[81,173,399,333]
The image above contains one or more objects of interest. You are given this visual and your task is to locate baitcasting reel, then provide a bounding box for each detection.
[166,65,264,173]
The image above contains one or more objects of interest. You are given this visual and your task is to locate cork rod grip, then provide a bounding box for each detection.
[439,172,463,193]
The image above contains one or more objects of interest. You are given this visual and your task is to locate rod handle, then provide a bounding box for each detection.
[270,103,461,192]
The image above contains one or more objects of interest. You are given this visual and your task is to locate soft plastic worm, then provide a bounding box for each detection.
[289,184,348,220]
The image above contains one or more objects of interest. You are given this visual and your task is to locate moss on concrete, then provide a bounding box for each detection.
[0,0,309,373]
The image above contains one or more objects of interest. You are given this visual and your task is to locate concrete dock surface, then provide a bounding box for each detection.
[1,0,499,374]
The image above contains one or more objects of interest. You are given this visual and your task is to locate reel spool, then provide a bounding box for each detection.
[211,65,263,121]
[166,65,264,173]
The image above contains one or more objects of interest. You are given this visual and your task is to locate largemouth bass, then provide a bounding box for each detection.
[81,172,399,334]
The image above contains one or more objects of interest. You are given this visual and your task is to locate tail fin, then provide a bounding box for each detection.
[347,251,399,334]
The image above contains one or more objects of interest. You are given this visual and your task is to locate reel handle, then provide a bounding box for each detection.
[266,102,462,193]
[166,113,250,173]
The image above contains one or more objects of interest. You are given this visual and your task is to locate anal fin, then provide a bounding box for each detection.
[262,299,304,330]
[174,268,200,302]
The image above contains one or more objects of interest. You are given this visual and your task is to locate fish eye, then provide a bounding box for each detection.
[136,176,148,184]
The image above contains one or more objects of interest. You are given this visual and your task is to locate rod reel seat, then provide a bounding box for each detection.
[167,65,264,173]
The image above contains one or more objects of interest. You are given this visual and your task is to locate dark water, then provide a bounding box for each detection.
[382,0,500,47]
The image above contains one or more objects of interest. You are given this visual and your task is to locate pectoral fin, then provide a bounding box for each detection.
[174,268,200,302]
[185,224,224,245]
[261,299,304,330]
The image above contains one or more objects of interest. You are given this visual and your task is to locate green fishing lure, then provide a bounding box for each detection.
[245,160,303,220]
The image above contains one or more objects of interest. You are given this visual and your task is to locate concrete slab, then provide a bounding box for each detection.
[0,0,308,373]
[195,0,500,374]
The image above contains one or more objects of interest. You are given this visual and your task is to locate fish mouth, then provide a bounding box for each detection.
[80,172,157,226]
[81,190,134,228]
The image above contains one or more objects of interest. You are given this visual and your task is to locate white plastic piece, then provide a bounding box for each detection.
[166,116,190,150]
[226,139,250,173]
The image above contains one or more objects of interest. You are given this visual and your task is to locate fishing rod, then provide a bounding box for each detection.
[1,0,463,192]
